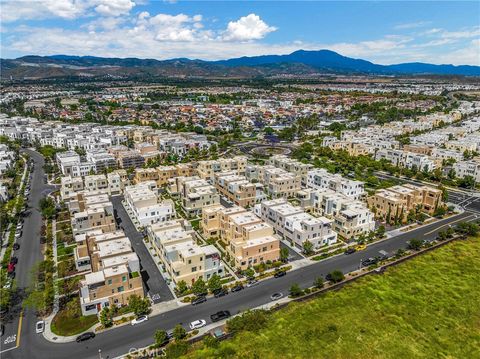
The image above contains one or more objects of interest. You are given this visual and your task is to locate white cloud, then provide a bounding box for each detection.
[223,13,277,41]
[435,39,480,65]
[394,21,430,30]
[94,0,135,17]
[1,0,135,22]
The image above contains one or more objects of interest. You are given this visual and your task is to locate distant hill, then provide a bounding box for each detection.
[1,49,479,80]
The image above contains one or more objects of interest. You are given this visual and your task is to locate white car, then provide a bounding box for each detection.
[36,321,45,334]
[189,319,206,330]
[131,315,148,325]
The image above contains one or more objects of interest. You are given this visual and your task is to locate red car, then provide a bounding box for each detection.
[7,262,15,274]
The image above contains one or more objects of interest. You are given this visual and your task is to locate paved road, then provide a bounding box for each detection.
[110,196,174,304]
[1,149,56,355]
[5,209,476,359]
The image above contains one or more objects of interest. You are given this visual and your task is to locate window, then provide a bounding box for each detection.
[107,279,112,285]
[122,276,127,282]
[191,266,197,272]
[117,286,124,292]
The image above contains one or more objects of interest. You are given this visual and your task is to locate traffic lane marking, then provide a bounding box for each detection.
[424,214,476,236]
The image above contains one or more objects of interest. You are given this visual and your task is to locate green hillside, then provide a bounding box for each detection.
[186,238,480,359]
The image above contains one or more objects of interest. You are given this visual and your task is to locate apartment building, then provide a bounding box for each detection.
[85,149,117,172]
[110,148,145,169]
[306,168,365,200]
[75,229,144,315]
[332,202,375,239]
[246,165,301,199]
[453,159,480,183]
[171,176,220,216]
[367,184,443,223]
[71,194,116,235]
[147,220,224,285]
[60,176,84,200]
[79,264,144,315]
[256,199,337,249]
[214,172,256,208]
[196,156,248,182]
[124,181,175,227]
[267,154,313,184]
[201,205,280,269]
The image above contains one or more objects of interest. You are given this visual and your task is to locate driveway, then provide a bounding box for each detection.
[110,196,174,304]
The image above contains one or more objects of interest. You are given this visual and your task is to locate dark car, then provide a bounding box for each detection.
[213,288,228,298]
[191,296,207,306]
[344,248,356,255]
[210,310,231,322]
[0,324,4,337]
[361,257,379,267]
[274,270,286,278]
[230,284,244,292]
[10,257,18,265]
[13,243,20,250]
[76,332,95,342]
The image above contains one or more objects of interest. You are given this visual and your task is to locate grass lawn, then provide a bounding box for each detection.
[51,297,98,336]
[187,238,480,359]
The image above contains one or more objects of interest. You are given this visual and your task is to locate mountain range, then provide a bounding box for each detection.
[1,49,479,80]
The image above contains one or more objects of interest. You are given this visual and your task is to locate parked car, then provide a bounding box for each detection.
[13,243,20,250]
[7,263,15,274]
[191,296,207,306]
[0,324,4,337]
[189,319,206,330]
[210,310,231,322]
[230,284,244,292]
[10,257,18,265]
[274,270,286,278]
[344,247,356,255]
[355,244,367,251]
[246,280,259,288]
[36,321,45,334]
[270,292,283,301]
[76,332,95,342]
[131,315,148,325]
[361,257,379,267]
[213,288,228,298]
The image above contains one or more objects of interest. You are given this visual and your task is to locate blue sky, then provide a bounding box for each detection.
[1,1,479,65]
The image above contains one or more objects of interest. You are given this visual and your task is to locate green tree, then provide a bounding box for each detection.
[313,277,324,289]
[458,175,476,189]
[243,268,255,279]
[99,306,113,328]
[289,283,303,298]
[207,274,222,293]
[302,240,314,255]
[165,339,189,358]
[327,270,345,283]
[280,247,289,262]
[192,278,207,296]
[39,197,57,219]
[203,335,219,348]
[172,324,187,341]
[128,294,150,316]
[376,225,386,238]
[407,238,423,251]
[154,329,168,346]
[176,280,188,295]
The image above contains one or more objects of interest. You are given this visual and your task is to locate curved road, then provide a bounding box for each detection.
[2,151,478,359]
